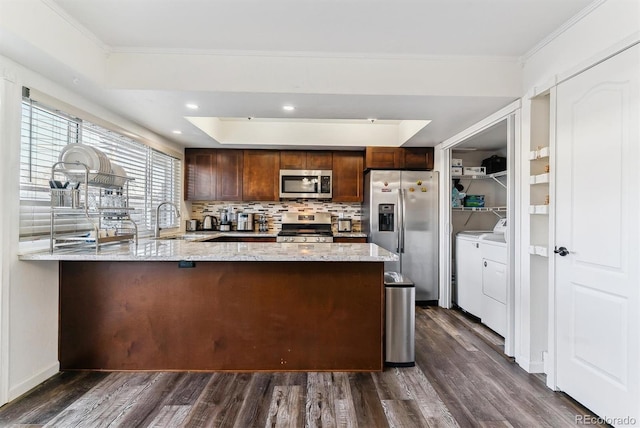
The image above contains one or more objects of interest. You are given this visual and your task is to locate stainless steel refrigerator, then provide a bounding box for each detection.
[363,170,439,303]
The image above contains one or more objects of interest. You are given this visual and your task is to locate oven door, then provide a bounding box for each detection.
[279,170,332,199]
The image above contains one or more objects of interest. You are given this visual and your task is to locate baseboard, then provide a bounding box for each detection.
[516,356,545,373]
[8,361,59,402]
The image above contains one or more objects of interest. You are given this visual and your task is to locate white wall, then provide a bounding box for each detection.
[0,55,182,405]
[516,0,639,375]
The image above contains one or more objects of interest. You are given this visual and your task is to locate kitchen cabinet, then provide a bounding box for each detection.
[185,149,217,201]
[185,149,243,201]
[280,150,332,170]
[216,150,243,201]
[332,151,364,202]
[206,236,276,242]
[365,147,434,170]
[333,237,367,243]
[403,148,434,170]
[365,147,403,169]
[243,150,280,201]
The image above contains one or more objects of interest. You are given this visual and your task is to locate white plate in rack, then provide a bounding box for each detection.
[59,144,112,184]
[110,163,127,187]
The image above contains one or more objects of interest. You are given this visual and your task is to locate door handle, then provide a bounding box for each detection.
[554,246,570,256]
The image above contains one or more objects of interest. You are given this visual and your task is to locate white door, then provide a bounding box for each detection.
[555,44,639,424]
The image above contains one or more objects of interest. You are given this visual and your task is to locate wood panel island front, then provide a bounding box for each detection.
[20,239,397,372]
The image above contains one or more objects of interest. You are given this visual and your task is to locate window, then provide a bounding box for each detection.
[19,97,181,240]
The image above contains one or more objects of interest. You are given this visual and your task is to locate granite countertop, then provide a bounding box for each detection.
[19,238,398,262]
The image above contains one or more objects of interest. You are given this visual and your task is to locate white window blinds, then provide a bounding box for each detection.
[19,97,181,240]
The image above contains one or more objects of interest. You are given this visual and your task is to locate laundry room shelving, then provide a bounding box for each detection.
[453,170,507,225]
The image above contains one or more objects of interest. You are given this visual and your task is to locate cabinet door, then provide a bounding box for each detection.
[332,151,364,202]
[333,237,367,243]
[307,151,333,169]
[403,148,434,170]
[216,150,243,201]
[243,150,280,201]
[185,149,216,201]
[365,147,403,169]
[280,151,307,169]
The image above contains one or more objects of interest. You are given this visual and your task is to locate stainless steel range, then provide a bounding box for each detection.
[277,212,333,243]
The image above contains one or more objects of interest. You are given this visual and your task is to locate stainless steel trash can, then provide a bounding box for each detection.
[384,272,415,367]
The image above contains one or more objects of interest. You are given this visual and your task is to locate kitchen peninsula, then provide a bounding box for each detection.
[20,240,396,372]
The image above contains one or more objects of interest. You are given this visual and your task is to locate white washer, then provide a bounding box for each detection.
[456,230,490,318]
[455,219,507,330]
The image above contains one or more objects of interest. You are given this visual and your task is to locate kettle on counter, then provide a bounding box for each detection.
[202,215,217,230]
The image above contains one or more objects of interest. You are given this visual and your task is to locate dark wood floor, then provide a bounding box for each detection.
[0,307,606,427]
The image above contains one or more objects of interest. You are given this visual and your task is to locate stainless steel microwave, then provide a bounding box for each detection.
[279,169,332,199]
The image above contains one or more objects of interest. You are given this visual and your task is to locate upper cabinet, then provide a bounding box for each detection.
[185,149,243,201]
[216,150,243,201]
[243,150,280,201]
[365,147,434,170]
[185,148,364,202]
[280,151,332,170]
[185,149,217,201]
[332,151,364,202]
[365,147,403,169]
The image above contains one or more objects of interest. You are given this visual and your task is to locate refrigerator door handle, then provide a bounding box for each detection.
[396,190,401,253]
[399,188,406,253]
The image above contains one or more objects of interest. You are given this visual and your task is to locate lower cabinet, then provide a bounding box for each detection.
[206,236,276,243]
[333,237,367,243]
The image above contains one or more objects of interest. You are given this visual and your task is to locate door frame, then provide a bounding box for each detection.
[437,100,520,357]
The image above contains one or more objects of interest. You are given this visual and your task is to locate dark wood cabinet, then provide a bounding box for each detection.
[365,147,403,169]
[243,150,280,201]
[332,151,364,202]
[365,146,434,170]
[403,147,434,170]
[185,149,217,201]
[333,237,367,243]
[280,150,332,170]
[307,151,333,169]
[216,150,243,201]
[185,149,243,201]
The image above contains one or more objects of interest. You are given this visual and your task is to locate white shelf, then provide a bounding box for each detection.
[452,170,507,180]
[528,245,549,257]
[529,204,550,215]
[529,173,550,184]
[453,206,507,213]
[529,146,550,160]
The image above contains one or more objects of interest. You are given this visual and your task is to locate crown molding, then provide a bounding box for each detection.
[520,0,607,62]
[41,0,112,54]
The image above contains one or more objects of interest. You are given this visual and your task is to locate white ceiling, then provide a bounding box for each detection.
[2,0,595,149]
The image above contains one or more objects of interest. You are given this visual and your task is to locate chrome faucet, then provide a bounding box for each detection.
[155,201,181,238]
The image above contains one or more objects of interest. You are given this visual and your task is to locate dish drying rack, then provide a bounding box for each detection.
[49,161,138,254]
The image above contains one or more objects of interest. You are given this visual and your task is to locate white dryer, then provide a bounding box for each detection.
[456,219,508,334]
[479,225,507,337]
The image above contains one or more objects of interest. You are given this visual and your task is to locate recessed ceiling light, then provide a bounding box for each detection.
[172,130,182,134]
[282,105,295,111]
[186,103,199,110]
[368,118,376,123]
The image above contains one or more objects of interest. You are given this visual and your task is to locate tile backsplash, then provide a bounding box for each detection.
[190,200,362,233]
